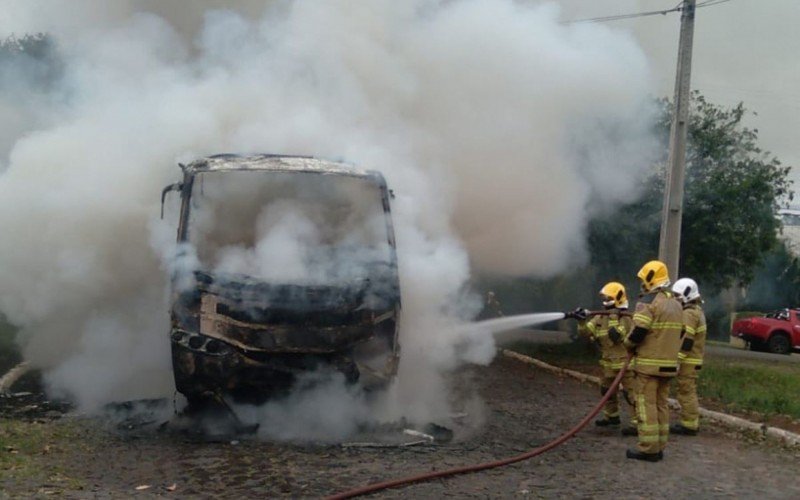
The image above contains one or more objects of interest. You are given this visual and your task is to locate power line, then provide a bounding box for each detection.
[696,0,733,7]
[563,0,732,25]
[563,3,681,24]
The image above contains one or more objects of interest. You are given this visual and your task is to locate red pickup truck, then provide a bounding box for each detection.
[731,308,800,355]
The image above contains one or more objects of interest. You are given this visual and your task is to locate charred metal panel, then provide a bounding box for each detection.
[163,154,401,405]
[199,294,374,353]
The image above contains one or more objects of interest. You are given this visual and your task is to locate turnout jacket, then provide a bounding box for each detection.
[679,303,707,368]
[627,289,684,377]
[580,310,632,370]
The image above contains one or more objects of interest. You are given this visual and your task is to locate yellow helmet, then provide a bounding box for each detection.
[599,282,628,309]
[637,260,670,293]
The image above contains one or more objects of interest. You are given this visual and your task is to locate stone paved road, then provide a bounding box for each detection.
[3,356,799,498]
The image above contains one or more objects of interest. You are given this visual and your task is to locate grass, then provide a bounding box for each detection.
[0,419,86,492]
[699,358,800,420]
[507,340,800,421]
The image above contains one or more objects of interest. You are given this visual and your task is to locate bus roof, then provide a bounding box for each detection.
[181,154,380,180]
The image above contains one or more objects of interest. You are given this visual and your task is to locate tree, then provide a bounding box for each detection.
[588,92,793,294]
[680,94,792,290]
[0,33,62,89]
[740,240,800,311]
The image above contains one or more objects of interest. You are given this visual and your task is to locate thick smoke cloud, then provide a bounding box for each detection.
[188,171,391,285]
[0,0,654,429]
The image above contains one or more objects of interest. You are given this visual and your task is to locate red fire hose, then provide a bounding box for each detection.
[326,354,632,499]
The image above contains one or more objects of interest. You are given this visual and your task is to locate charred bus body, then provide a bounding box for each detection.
[161,155,401,406]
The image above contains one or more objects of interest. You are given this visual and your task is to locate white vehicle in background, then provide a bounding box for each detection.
[776,208,800,255]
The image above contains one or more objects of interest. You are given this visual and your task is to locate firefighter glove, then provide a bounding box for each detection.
[627,325,648,345]
[608,327,622,344]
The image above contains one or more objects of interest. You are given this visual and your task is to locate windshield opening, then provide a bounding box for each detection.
[766,309,790,320]
[185,171,392,285]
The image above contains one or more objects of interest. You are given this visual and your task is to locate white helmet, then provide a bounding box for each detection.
[672,277,700,304]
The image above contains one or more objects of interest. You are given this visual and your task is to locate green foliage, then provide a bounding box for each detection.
[740,241,800,310]
[699,358,800,419]
[0,316,21,374]
[0,33,52,58]
[0,33,62,89]
[505,344,800,420]
[680,94,792,290]
[589,93,793,294]
[0,419,86,490]
[733,311,765,320]
[479,93,789,323]
[480,270,596,317]
[586,177,661,292]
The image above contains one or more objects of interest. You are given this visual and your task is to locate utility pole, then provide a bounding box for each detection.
[658,0,696,281]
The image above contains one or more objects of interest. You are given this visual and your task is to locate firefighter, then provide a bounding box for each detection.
[624,260,683,462]
[573,282,637,433]
[671,277,706,435]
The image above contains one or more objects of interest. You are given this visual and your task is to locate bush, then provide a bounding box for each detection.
[0,317,21,374]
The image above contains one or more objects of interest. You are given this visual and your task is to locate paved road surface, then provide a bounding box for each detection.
[3,356,798,498]
[705,343,799,364]
[498,328,799,364]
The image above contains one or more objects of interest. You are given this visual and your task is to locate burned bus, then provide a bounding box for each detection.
[161,154,401,406]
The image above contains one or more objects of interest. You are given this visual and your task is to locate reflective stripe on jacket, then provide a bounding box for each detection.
[580,310,632,366]
[679,303,707,367]
[629,290,684,377]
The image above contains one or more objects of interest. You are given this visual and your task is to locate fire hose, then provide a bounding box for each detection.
[570,309,633,318]
[326,352,633,500]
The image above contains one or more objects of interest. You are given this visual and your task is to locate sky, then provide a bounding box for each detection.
[548,0,800,185]
[3,0,796,178]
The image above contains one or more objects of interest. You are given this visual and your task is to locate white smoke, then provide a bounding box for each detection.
[188,171,391,285]
[238,371,372,442]
[0,0,654,432]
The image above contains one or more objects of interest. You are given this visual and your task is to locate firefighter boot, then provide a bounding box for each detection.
[621,426,637,436]
[626,449,663,462]
[596,384,620,427]
[595,415,621,427]
[670,423,698,436]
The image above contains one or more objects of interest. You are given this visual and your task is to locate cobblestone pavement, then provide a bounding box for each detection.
[3,356,799,498]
